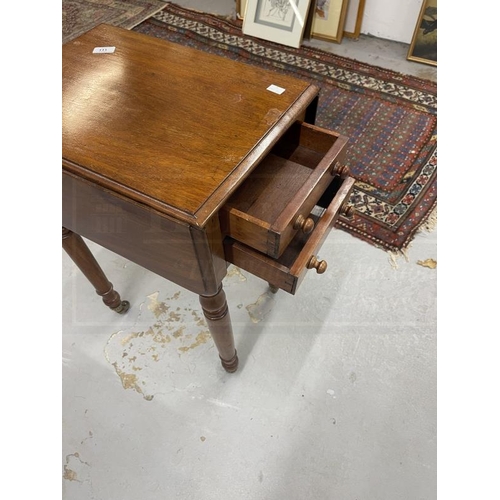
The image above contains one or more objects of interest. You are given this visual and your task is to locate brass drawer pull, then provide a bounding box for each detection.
[341,204,355,219]
[307,255,328,274]
[331,163,350,179]
[293,214,315,234]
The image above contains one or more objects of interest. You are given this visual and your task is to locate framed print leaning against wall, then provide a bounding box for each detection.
[236,0,247,19]
[343,0,366,39]
[311,0,349,44]
[407,0,437,66]
[242,0,313,48]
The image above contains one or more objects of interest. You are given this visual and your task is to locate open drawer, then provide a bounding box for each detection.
[223,175,356,295]
[219,121,349,259]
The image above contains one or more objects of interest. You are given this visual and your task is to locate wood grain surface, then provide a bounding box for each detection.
[63,24,318,226]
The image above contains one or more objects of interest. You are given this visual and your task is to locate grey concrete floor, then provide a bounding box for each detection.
[62,2,437,499]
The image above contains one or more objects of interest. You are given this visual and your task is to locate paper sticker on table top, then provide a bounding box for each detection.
[93,46,116,54]
[267,84,286,95]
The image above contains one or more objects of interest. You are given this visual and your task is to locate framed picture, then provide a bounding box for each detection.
[236,0,247,20]
[311,0,349,44]
[407,0,437,66]
[343,0,366,39]
[242,0,313,49]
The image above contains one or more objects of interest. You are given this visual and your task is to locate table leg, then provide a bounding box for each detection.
[62,227,130,314]
[199,286,238,373]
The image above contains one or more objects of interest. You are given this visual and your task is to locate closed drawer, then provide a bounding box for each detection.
[223,175,356,295]
[219,121,349,259]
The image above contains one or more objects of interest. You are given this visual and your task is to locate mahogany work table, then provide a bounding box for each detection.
[62,24,355,373]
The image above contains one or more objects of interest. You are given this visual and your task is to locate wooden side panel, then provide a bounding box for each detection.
[62,172,220,295]
[224,241,297,294]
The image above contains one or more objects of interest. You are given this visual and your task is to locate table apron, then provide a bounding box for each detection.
[62,172,226,296]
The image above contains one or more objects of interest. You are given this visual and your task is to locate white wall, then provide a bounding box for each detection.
[360,0,424,43]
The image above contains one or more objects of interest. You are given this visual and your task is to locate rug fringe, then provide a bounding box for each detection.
[387,206,437,268]
[418,206,437,233]
[388,247,410,269]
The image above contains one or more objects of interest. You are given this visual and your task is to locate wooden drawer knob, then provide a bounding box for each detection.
[341,204,355,219]
[307,255,328,274]
[331,163,350,179]
[293,214,315,234]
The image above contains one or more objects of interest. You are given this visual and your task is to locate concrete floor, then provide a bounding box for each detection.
[62,2,437,499]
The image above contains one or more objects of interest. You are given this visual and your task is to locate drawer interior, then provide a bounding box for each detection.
[220,121,348,259]
[225,153,313,222]
[270,120,340,166]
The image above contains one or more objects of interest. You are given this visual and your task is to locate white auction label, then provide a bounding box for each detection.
[92,46,116,54]
[267,84,286,95]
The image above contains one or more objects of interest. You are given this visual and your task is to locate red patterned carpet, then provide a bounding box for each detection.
[62,0,168,43]
[133,3,437,252]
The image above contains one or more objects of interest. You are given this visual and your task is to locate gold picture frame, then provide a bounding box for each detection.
[407,0,437,66]
[343,0,366,39]
[236,0,247,19]
[242,0,313,49]
[311,0,349,44]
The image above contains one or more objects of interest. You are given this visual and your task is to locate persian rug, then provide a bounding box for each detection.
[131,3,437,253]
[62,0,168,44]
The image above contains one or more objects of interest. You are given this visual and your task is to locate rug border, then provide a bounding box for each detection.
[163,2,437,92]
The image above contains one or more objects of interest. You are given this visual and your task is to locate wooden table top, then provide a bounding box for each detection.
[62,24,318,226]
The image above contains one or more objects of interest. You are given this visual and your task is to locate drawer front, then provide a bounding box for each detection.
[219,122,349,259]
[223,176,356,295]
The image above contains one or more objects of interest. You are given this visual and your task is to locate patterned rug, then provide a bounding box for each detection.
[132,3,437,253]
[62,0,168,44]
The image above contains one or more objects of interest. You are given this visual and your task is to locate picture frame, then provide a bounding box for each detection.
[242,0,313,49]
[343,0,366,39]
[407,0,437,66]
[236,0,247,20]
[311,0,349,44]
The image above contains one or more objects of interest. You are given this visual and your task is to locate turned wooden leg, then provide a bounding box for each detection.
[62,227,130,314]
[199,285,238,373]
[268,283,279,294]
